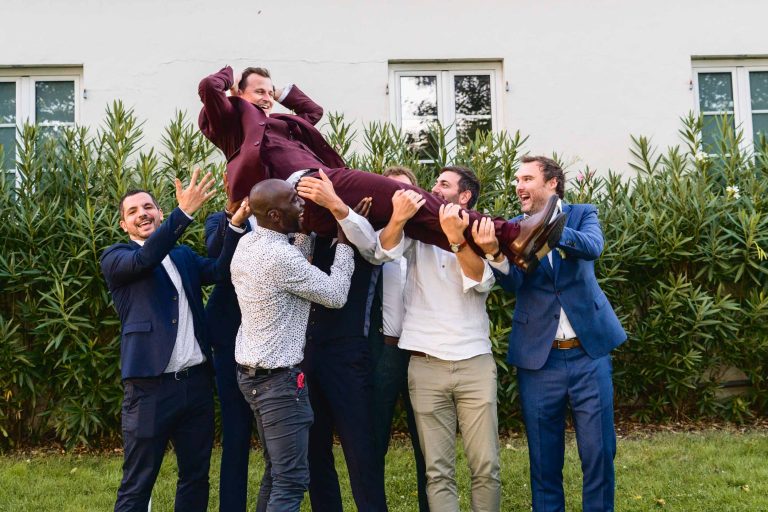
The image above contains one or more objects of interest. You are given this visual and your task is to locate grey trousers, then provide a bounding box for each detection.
[408,352,501,512]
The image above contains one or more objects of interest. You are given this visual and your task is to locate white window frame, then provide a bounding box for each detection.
[692,59,768,153]
[0,67,82,170]
[388,61,503,157]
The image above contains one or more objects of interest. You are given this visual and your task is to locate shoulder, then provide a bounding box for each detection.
[100,242,134,260]
[565,203,597,216]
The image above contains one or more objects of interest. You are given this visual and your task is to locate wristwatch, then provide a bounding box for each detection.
[449,240,467,253]
[484,248,502,261]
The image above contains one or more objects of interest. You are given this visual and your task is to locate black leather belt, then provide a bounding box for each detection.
[237,364,291,377]
[165,363,206,381]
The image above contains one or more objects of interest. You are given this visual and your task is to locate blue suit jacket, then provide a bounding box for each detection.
[203,211,248,349]
[101,208,244,379]
[495,203,626,370]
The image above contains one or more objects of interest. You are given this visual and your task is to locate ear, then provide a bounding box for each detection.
[119,219,128,233]
[158,209,164,222]
[459,189,473,208]
[546,177,558,192]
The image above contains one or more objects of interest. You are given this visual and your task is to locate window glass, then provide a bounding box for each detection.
[35,80,75,124]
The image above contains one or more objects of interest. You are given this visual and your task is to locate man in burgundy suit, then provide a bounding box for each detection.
[198,65,562,271]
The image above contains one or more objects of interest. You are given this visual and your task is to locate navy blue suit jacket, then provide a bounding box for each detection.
[204,211,248,349]
[101,207,244,379]
[495,203,626,370]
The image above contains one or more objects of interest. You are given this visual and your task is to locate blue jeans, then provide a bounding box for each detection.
[237,367,314,512]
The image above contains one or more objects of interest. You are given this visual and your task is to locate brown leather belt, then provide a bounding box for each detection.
[384,335,399,347]
[409,350,428,358]
[552,338,581,350]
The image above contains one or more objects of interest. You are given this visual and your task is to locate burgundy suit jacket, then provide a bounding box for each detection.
[198,66,346,201]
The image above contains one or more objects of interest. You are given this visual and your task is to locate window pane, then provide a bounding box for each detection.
[400,76,438,119]
[35,81,75,124]
[454,75,491,116]
[698,72,734,113]
[402,118,435,159]
[456,118,492,146]
[753,113,768,144]
[702,114,735,150]
[0,82,15,124]
[0,126,15,169]
[750,71,768,111]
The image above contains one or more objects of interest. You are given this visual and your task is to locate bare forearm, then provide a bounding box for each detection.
[454,248,484,282]
[379,219,407,250]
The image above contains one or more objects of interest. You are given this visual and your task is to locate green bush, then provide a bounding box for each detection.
[0,104,765,449]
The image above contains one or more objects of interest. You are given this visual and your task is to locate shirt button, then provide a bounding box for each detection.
[254,141,260,146]
[172,319,177,324]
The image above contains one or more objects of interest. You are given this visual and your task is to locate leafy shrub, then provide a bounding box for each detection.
[0,104,765,448]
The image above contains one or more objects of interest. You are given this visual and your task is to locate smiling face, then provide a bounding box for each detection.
[240,73,275,114]
[119,192,163,241]
[431,170,471,208]
[515,161,558,214]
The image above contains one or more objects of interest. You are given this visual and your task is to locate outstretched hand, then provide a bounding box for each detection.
[175,167,216,216]
[297,170,349,219]
[438,203,469,242]
[390,189,425,224]
[472,217,501,257]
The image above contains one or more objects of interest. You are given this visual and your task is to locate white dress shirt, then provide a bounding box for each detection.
[133,238,205,373]
[230,226,354,369]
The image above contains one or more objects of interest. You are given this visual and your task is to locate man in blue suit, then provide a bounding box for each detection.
[101,169,249,512]
[475,155,626,512]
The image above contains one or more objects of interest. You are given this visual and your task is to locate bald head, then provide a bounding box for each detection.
[249,179,305,234]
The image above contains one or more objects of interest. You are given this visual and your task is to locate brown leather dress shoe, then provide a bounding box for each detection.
[506,194,559,259]
[513,212,567,273]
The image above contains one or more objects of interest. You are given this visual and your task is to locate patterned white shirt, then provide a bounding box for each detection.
[231,226,355,369]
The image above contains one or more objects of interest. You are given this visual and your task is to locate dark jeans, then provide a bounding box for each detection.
[371,343,430,512]
[212,345,256,512]
[115,366,214,512]
[237,367,313,512]
[302,337,388,512]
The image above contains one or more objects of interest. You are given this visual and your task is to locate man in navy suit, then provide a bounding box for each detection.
[101,169,249,512]
[475,156,626,512]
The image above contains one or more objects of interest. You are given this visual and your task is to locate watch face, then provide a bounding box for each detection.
[485,253,495,260]
[450,243,460,253]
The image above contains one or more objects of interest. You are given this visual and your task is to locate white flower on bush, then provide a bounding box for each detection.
[726,185,741,199]
[476,146,489,155]
[694,151,711,163]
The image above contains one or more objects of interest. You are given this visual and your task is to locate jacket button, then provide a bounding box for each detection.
[307,335,312,341]
[172,319,177,324]
[259,121,265,126]
[254,141,260,146]
[554,314,559,319]
[172,296,178,301]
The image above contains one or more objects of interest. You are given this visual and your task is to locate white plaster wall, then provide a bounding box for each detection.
[2,0,767,175]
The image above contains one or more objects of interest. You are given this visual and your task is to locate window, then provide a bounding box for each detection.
[0,68,81,169]
[389,62,503,157]
[692,60,768,152]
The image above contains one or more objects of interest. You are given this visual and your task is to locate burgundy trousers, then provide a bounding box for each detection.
[300,168,520,257]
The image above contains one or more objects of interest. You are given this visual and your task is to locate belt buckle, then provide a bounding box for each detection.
[174,367,190,380]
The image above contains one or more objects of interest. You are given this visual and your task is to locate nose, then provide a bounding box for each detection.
[431,184,439,194]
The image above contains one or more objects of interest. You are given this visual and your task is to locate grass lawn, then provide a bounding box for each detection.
[0,429,766,511]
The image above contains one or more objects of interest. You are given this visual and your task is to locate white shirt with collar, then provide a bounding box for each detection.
[489,198,577,340]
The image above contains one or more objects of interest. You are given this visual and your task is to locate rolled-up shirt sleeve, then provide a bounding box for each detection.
[461,261,495,293]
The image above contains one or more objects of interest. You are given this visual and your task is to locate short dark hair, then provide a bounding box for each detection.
[441,166,480,209]
[119,189,159,219]
[239,67,272,92]
[520,155,565,199]
[382,165,418,186]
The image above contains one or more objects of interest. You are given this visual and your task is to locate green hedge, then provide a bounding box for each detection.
[1,103,766,448]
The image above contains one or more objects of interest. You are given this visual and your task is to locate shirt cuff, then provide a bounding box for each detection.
[461,262,495,293]
[489,257,510,274]
[179,208,194,220]
[277,84,293,103]
[228,223,246,234]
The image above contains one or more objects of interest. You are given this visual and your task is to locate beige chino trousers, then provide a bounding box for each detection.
[408,352,501,512]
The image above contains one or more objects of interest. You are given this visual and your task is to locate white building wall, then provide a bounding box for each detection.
[2,0,767,174]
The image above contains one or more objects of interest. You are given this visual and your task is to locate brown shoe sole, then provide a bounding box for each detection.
[514,213,567,274]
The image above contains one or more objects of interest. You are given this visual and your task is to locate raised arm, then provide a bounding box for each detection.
[558,205,604,260]
[198,66,242,155]
[279,85,324,125]
[279,242,355,308]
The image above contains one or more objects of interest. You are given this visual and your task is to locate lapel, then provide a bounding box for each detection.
[167,248,189,297]
[552,203,572,284]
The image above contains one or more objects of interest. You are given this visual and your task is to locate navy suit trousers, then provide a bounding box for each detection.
[115,368,214,512]
[517,347,616,512]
